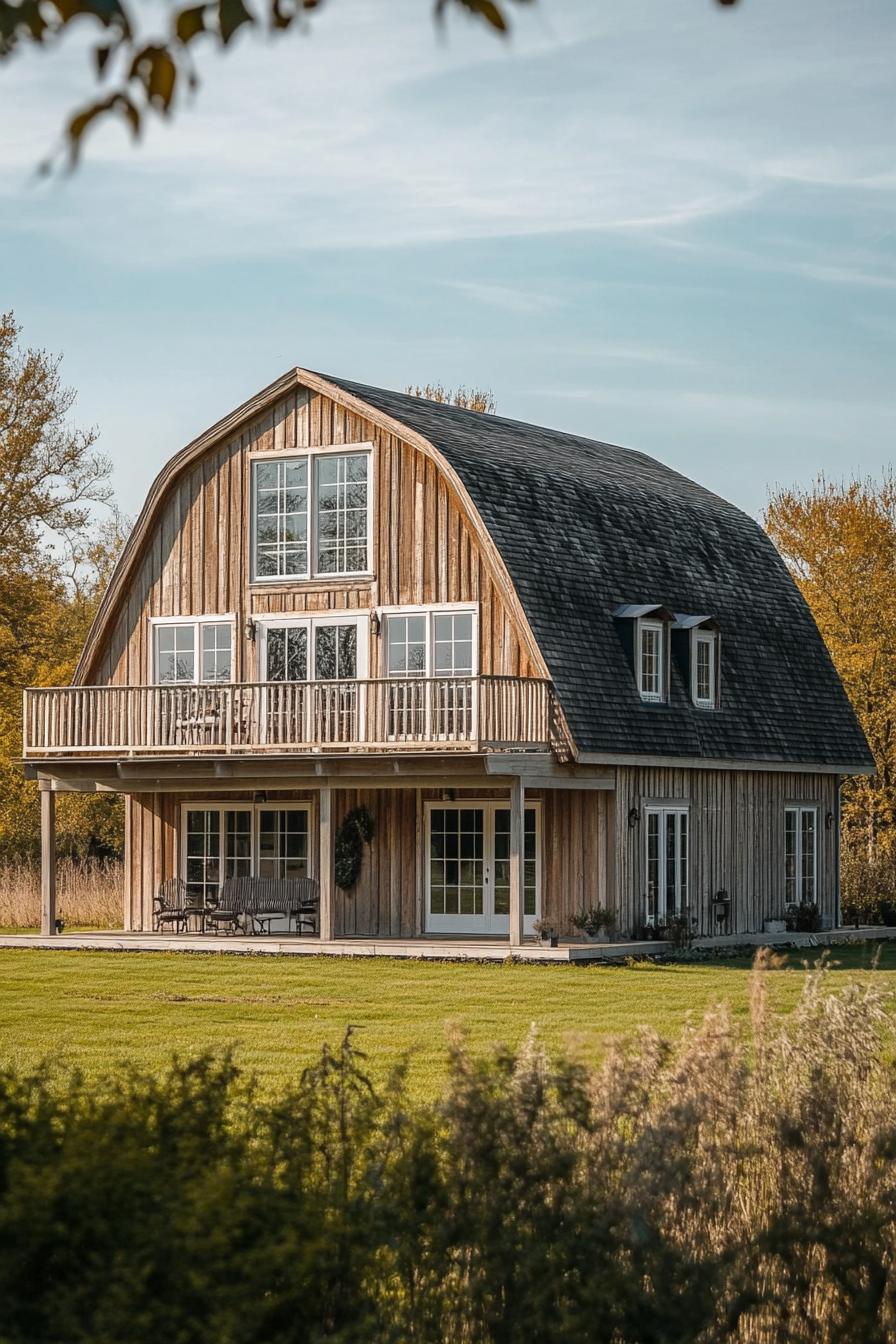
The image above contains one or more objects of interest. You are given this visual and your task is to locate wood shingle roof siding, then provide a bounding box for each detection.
[320,375,874,770]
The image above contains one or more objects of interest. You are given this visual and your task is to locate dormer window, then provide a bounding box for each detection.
[613,604,673,705]
[693,631,717,708]
[638,620,665,702]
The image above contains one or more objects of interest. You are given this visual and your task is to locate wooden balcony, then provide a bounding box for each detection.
[23,676,558,758]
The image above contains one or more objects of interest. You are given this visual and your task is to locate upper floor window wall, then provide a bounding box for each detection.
[250,446,372,583]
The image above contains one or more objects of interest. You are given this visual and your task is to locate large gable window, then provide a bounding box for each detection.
[152,618,233,684]
[251,447,371,582]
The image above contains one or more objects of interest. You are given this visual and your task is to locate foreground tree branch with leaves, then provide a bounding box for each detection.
[0,0,740,168]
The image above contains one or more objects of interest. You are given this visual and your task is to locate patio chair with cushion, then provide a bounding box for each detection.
[153,878,198,933]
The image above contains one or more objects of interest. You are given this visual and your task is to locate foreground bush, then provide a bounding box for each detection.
[0,953,895,1343]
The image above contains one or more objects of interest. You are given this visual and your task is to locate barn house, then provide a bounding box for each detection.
[23,370,873,953]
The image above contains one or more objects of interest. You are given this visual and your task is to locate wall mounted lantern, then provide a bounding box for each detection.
[244,618,257,643]
[628,807,640,829]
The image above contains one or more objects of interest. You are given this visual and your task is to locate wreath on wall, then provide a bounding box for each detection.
[334,806,375,891]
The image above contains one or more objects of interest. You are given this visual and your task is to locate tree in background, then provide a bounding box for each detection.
[766,475,896,915]
[406,383,496,414]
[0,312,124,858]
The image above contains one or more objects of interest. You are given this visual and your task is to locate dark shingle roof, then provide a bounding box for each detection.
[323,374,873,769]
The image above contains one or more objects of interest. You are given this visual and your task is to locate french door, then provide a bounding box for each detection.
[257,614,368,744]
[645,806,688,924]
[425,802,540,935]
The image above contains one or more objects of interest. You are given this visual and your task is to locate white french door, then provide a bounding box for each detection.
[425,801,540,935]
[256,614,368,744]
[645,806,689,924]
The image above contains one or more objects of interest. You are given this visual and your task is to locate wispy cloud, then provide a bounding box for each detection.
[440,280,563,313]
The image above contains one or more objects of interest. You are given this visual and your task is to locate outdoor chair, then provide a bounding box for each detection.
[153,878,203,933]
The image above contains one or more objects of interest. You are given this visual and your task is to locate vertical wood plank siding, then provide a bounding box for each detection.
[613,766,839,937]
[89,389,541,688]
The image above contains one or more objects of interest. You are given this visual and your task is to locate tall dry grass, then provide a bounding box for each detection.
[0,858,122,928]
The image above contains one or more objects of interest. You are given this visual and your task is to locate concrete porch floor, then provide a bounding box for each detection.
[0,927,894,963]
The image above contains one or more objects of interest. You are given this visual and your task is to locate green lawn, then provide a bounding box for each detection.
[0,943,893,1098]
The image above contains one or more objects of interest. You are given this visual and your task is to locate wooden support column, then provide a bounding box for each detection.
[508,775,525,948]
[40,785,57,937]
[319,787,333,942]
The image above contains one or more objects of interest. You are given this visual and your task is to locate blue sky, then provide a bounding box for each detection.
[1,0,893,520]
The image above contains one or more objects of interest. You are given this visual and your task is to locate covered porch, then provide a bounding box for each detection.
[29,754,617,949]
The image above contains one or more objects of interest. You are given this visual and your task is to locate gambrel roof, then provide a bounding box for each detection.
[321,375,873,771]
[77,368,873,771]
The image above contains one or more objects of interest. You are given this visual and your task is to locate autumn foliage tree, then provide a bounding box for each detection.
[406,383,496,414]
[765,474,896,872]
[0,312,124,857]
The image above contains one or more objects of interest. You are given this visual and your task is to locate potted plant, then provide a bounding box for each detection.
[570,905,617,943]
[532,919,559,948]
[764,914,787,935]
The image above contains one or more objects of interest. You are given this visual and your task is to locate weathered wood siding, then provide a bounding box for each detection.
[125,786,615,936]
[613,767,839,937]
[89,388,541,688]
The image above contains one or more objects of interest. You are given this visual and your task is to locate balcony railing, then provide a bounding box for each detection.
[23,676,558,757]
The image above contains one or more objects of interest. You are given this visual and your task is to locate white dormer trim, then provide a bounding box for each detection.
[691,629,719,710]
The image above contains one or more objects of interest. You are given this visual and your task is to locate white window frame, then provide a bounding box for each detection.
[784,804,819,907]
[179,801,314,904]
[150,615,236,685]
[255,612,370,683]
[637,618,666,703]
[644,803,689,924]
[691,630,718,709]
[424,798,542,935]
[249,443,374,584]
[379,603,479,678]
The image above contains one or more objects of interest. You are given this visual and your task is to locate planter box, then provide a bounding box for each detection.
[764,919,786,935]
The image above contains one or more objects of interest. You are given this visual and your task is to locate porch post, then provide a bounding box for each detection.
[319,786,333,942]
[509,775,525,948]
[40,785,57,937]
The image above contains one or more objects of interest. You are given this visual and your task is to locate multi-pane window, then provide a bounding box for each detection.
[693,632,716,708]
[785,806,817,905]
[386,615,427,677]
[257,809,310,880]
[638,621,664,702]
[315,454,369,574]
[182,804,310,902]
[385,608,477,739]
[154,619,233,684]
[645,806,688,922]
[251,451,370,581]
[433,612,475,675]
[253,457,308,578]
[385,609,476,678]
[266,625,308,682]
[201,624,233,682]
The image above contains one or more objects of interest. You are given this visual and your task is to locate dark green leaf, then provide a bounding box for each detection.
[218,0,253,45]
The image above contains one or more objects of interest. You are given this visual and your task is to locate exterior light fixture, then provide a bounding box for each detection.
[244,618,256,642]
[628,807,640,829]
[370,608,381,637]
[826,811,835,830]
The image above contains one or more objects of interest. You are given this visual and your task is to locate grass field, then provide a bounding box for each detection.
[0,943,893,1097]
